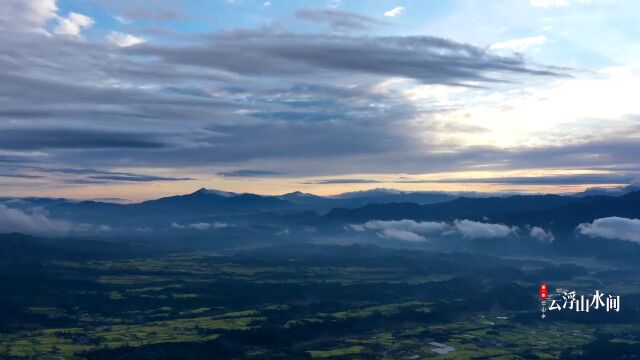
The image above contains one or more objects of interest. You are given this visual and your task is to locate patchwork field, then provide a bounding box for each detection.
[1,244,639,359]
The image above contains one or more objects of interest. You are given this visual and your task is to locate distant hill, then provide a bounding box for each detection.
[4,188,640,235]
[2,188,462,225]
[572,184,640,197]
[324,191,640,232]
[502,190,640,230]
[325,194,576,223]
[42,188,294,224]
[279,188,459,212]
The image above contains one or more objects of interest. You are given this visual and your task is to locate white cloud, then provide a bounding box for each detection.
[348,219,516,241]
[0,0,58,32]
[106,31,145,47]
[98,225,112,232]
[577,217,640,243]
[406,66,640,149]
[348,219,447,241]
[350,219,449,234]
[188,222,210,230]
[328,0,342,9]
[530,226,555,243]
[112,15,130,24]
[172,221,230,230]
[453,219,518,239]
[171,222,185,229]
[530,0,590,7]
[53,12,93,37]
[380,228,425,242]
[75,223,113,233]
[212,222,230,228]
[384,6,405,17]
[490,35,547,52]
[0,205,72,236]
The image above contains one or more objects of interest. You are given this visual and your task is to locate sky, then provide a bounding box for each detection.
[1,0,640,201]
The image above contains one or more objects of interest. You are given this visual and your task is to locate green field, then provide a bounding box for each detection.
[1,246,639,359]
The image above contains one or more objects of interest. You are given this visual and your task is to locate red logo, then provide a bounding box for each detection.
[540,282,548,300]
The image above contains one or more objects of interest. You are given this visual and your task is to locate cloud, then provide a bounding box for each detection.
[328,0,342,9]
[74,223,113,233]
[89,174,194,182]
[0,205,72,236]
[530,0,590,7]
[348,219,517,242]
[423,173,637,185]
[120,8,185,21]
[23,167,193,184]
[303,179,382,184]
[384,6,405,17]
[0,0,58,32]
[577,217,640,243]
[218,169,284,178]
[0,173,43,179]
[53,12,93,37]
[453,219,518,239]
[0,10,608,191]
[348,219,518,241]
[0,23,569,184]
[112,14,130,24]
[130,32,563,85]
[188,222,210,230]
[379,228,425,242]
[530,226,555,243]
[349,219,449,234]
[172,222,230,230]
[0,128,167,150]
[490,35,547,52]
[303,173,638,186]
[106,31,145,47]
[295,8,384,31]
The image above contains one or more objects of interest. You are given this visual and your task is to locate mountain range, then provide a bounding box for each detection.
[1,185,640,237]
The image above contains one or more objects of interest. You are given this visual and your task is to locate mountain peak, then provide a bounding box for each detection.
[281,191,318,197]
[192,188,237,197]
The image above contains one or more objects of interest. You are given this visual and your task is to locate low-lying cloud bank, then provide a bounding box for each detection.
[0,205,72,236]
[171,222,231,230]
[347,219,545,242]
[577,217,640,243]
[453,219,518,240]
[529,226,555,243]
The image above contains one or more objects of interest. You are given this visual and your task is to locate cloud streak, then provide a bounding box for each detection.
[295,8,384,31]
[384,6,405,17]
[490,36,546,52]
[453,219,518,240]
[129,31,564,85]
[218,169,284,178]
[348,219,526,241]
[0,128,167,150]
